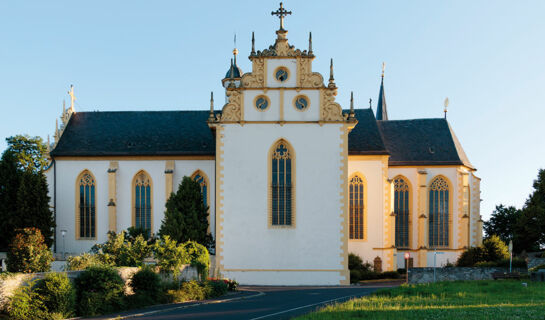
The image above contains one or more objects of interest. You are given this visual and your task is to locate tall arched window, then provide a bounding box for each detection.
[133,171,152,232]
[270,140,294,226]
[76,170,96,239]
[349,174,365,240]
[429,176,450,248]
[394,176,410,248]
[192,171,209,208]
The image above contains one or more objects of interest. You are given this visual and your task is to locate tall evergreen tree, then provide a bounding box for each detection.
[0,136,54,250]
[515,169,545,252]
[159,176,213,249]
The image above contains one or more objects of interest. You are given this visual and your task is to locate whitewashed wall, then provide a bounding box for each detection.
[219,123,346,285]
[49,159,215,255]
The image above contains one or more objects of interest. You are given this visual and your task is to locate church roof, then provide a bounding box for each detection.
[50,111,215,156]
[377,119,474,169]
[51,110,473,169]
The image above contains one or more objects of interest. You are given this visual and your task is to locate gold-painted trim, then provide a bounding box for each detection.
[348,171,368,242]
[190,169,211,233]
[221,120,346,124]
[223,269,345,272]
[268,138,296,229]
[279,89,285,121]
[107,161,118,232]
[273,66,290,83]
[392,175,413,249]
[253,94,271,112]
[428,175,454,249]
[292,94,310,112]
[381,156,395,270]
[131,170,154,233]
[215,127,226,272]
[75,169,97,240]
[55,155,215,161]
[164,160,174,201]
[339,125,350,285]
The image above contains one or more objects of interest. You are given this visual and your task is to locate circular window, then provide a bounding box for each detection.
[254,95,270,111]
[293,95,310,111]
[275,67,289,82]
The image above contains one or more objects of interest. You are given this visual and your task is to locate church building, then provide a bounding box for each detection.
[45,4,483,285]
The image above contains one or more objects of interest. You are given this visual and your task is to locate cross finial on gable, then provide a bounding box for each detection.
[271,2,292,31]
[68,84,76,112]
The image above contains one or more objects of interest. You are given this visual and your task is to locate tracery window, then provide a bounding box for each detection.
[193,171,208,208]
[133,171,152,232]
[271,140,293,226]
[77,171,96,239]
[429,176,450,248]
[394,177,410,248]
[349,175,365,240]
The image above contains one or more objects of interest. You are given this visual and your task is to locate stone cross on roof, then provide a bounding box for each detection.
[271,2,292,31]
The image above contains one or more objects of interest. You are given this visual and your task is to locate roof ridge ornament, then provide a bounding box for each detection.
[328,58,336,88]
[271,2,292,31]
[444,97,449,119]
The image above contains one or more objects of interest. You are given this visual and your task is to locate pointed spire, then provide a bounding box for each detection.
[228,59,236,88]
[376,62,388,120]
[62,99,66,114]
[209,91,215,121]
[444,97,449,119]
[251,31,256,55]
[349,91,355,118]
[47,135,51,152]
[308,32,313,54]
[232,33,239,66]
[328,58,336,88]
[68,84,76,112]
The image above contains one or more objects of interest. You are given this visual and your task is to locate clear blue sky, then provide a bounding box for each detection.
[1,1,544,221]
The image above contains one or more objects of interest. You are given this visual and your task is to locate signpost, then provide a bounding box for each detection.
[433,249,445,282]
[404,252,410,283]
[509,240,513,273]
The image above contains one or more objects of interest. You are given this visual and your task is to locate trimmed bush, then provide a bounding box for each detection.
[67,253,107,270]
[129,266,162,305]
[7,228,53,273]
[183,241,210,281]
[154,236,188,276]
[206,280,228,298]
[74,265,125,316]
[35,272,75,318]
[167,280,207,303]
[8,280,48,320]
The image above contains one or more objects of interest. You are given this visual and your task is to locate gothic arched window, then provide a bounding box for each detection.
[76,170,96,239]
[270,140,294,226]
[192,171,209,208]
[349,174,365,240]
[429,176,450,248]
[394,176,410,248]
[133,171,152,233]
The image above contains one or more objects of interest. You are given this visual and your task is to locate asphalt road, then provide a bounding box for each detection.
[111,285,393,320]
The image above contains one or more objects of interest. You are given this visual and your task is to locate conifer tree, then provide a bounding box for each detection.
[514,169,545,252]
[159,176,213,249]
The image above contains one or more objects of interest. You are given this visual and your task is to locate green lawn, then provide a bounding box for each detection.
[296,280,545,320]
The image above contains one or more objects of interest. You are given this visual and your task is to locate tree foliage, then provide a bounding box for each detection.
[7,228,53,273]
[0,135,54,250]
[484,205,519,244]
[159,176,213,249]
[456,235,510,267]
[91,230,152,267]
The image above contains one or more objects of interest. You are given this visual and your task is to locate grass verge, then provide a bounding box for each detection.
[296,280,545,320]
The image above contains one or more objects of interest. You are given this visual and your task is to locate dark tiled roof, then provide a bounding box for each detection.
[51,111,215,156]
[348,109,388,155]
[377,119,474,168]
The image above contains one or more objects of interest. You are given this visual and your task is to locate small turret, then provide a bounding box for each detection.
[376,62,388,120]
[221,36,243,88]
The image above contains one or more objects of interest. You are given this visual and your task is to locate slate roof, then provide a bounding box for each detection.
[51,109,473,169]
[50,111,215,156]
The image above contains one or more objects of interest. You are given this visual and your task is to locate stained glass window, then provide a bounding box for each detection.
[255,96,269,110]
[271,140,293,226]
[394,177,410,248]
[294,95,309,110]
[134,171,152,233]
[349,175,364,240]
[429,176,449,248]
[275,67,289,82]
[78,171,96,238]
[193,172,208,207]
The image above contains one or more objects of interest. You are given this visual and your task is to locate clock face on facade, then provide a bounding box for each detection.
[275,67,289,82]
[294,95,309,110]
[255,95,269,110]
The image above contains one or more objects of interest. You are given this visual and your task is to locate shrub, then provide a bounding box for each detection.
[92,231,152,267]
[166,280,207,303]
[206,280,228,298]
[475,258,527,268]
[226,279,238,291]
[457,236,511,267]
[7,228,53,273]
[35,272,75,318]
[8,280,48,320]
[349,253,375,283]
[130,266,162,297]
[482,235,510,262]
[74,265,125,316]
[380,271,401,279]
[183,241,210,281]
[67,253,107,270]
[154,236,188,276]
[349,253,364,270]
[456,246,486,267]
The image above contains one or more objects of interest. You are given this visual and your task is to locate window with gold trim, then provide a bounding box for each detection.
[77,171,96,239]
[429,176,449,247]
[133,171,152,233]
[192,171,208,208]
[394,177,410,248]
[349,175,365,240]
[271,140,293,226]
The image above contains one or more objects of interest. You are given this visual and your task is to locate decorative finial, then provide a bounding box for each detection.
[232,33,239,65]
[209,91,215,120]
[251,32,255,55]
[67,84,76,112]
[444,97,449,119]
[308,32,313,54]
[271,2,292,31]
[369,98,372,108]
[62,99,66,114]
[328,58,336,88]
[382,62,386,78]
[350,91,355,117]
[47,135,50,152]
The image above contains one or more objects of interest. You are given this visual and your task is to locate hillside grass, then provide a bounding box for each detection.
[296,280,545,319]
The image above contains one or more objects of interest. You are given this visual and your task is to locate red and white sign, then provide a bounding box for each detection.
[404,252,410,259]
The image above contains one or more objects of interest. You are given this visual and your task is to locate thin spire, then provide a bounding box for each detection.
[328,58,336,88]
[62,99,66,114]
[232,33,238,66]
[376,62,388,120]
[369,98,372,108]
[444,97,449,119]
[251,32,255,55]
[308,32,313,54]
[349,91,355,118]
[209,91,215,120]
[68,84,76,112]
